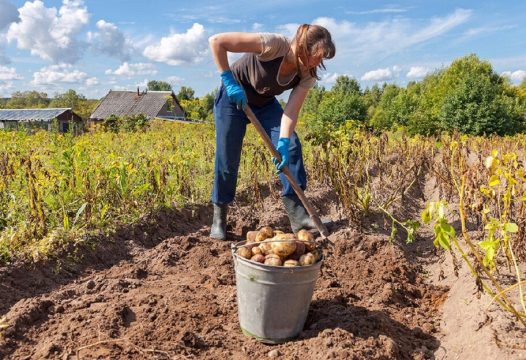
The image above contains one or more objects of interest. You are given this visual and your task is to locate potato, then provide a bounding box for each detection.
[256,226,274,242]
[297,230,316,251]
[251,246,263,256]
[259,242,273,255]
[273,230,284,235]
[288,241,306,261]
[283,259,299,267]
[271,240,296,257]
[246,231,258,243]
[272,233,296,241]
[299,252,316,266]
[236,247,252,259]
[264,254,282,266]
[251,254,265,263]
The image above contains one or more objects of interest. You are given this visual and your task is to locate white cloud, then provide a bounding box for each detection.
[319,72,341,84]
[87,20,131,61]
[312,9,471,64]
[143,23,208,66]
[0,0,18,30]
[0,80,14,95]
[275,23,299,38]
[462,24,517,40]
[407,66,431,79]
[0,65,22,80]
[7,0,89,63]
[105,62,158,77]
[85,77,98,86]
[347,7,408,15]
[32,64,87,85]
[361,68,393,81]
[501,70,526,83]
[252,22,264,31]
[166,75,184,85]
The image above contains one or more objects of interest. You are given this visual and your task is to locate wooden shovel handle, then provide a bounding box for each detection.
[244,107,329,238]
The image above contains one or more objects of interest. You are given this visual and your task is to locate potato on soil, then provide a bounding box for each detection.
[299,252,316,266]
[264,254,282,266]
[246,231,258,243]
[256,226,274,242]
[283,259,299,267]
[289,241,306,261]
[251,254,265,263]
[271,240,296,257]
[236,247,252,259]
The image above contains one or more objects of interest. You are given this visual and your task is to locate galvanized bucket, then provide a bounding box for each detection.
[231,240,323,344]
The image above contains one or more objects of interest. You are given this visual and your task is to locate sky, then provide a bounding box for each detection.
[0,0,525,99]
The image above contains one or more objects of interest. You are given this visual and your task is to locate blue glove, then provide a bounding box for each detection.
[272,137,290,173]
[220,70,247,110]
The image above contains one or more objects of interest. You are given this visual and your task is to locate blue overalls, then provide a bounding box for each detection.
[211,85,307,204]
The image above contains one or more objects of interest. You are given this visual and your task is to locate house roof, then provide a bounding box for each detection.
[0,108,73,122]
[90,90,183,120]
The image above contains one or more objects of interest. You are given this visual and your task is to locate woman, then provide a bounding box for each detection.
[208,24,335,240]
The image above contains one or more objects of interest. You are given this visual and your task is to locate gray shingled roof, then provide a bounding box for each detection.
[0,108,71,122]
[90,90,181,120]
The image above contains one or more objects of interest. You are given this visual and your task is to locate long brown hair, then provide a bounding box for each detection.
[291,24,336,79]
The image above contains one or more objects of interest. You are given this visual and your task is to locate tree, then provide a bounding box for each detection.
[147,80,172,91]
[6,91,49,109]
[331,75,361,95]
[300,84,326,122]
[177,86,195,101]
[438,55,524,135]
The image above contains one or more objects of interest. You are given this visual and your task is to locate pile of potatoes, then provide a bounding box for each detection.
[235,226,321,267]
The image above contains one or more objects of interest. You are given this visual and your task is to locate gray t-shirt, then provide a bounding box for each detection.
[230,33,316,107]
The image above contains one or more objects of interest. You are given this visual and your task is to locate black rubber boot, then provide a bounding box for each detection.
[210,203,228,240]
[282,194,318,234]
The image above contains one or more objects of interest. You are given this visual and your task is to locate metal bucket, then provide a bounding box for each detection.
[231,240,323,344]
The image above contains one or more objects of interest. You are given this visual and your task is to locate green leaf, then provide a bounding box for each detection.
[503,223,518,233]
[421,208,431,224]
[73,202,88,226]
[439,220,455,237]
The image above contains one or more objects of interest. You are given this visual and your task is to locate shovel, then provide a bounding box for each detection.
[244,107,330,239]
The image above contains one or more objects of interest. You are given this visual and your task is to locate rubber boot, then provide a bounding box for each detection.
[281,194,318,234]
[210,203,228,240]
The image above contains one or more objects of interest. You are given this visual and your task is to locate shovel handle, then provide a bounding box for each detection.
[244,107,330,238]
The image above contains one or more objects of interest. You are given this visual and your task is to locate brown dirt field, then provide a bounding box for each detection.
[0,186,523,359]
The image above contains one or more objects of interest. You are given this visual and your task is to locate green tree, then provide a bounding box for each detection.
[177,86,195,101]
[147,80,172,91]
[300,84,326,122]
[332,75,361,95]
[102,114,119,133]
[438,55,524,135]
[6,91,49,109]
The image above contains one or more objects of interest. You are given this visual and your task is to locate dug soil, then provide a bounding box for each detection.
[0,186,523,359]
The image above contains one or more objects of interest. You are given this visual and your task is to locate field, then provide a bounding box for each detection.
[0,121,525,359]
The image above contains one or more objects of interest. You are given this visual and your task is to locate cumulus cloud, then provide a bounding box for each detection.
[406,66,431,79]
[501,70,526,83]
[85,77,98,86]
[32,64,88,85]
[105,62,157,77]
[361,68,393,81]
[0,0,19,30]
[0,65,22,80]
[319,72,342,84]
[7,0,89,63]
[87,20,131,61]
[312,9,471,64]
[143,23,208,65]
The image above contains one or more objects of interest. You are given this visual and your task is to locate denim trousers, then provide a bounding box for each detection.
[211,86,307,204]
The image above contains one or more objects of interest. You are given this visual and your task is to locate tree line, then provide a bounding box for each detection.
[1,54,525,138]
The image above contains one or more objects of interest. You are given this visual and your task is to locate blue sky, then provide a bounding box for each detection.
[0,0,525,99]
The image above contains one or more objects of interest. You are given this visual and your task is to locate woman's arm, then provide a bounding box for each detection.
[208,32,263,72]
[280,86,310,138]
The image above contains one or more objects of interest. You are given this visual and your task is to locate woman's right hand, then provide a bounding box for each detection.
[220,70,247,110]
